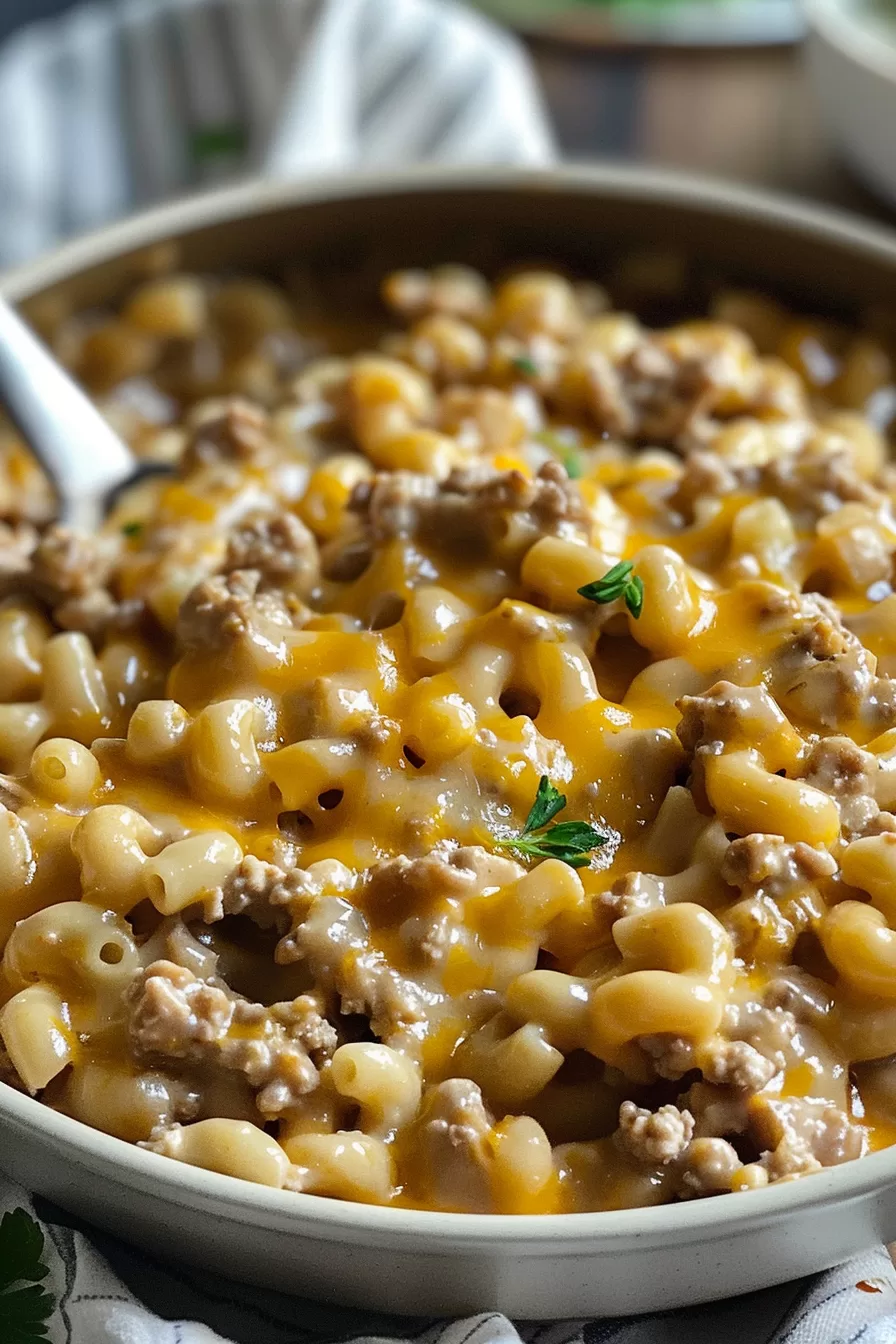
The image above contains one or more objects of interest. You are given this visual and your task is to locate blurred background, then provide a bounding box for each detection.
[0,0,891,270]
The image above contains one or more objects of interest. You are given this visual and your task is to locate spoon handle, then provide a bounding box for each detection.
[0,295,135,527]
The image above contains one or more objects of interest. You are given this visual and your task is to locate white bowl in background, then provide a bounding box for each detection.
[4,165,896,1317]
[805,0,896,207]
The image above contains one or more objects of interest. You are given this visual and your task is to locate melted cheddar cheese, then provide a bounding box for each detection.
[0,264,895,1212]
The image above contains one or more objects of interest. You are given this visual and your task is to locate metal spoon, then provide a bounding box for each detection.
[0,294,167,533]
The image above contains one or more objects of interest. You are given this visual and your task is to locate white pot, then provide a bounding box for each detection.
[4,164,896,1317]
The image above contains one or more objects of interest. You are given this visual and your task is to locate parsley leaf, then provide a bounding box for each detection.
[121,520,142,538]
[496,775,608,869]
[577,560,644,619]
[2,1285,56,1342]
[521,775,567,833]
[0,1210,49,1290]
[511,354,539,377]
[0,1209,55,1342]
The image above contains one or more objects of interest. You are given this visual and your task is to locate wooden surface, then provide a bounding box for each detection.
[530,38,895,226]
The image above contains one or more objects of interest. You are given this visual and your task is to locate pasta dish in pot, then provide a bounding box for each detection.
[1,259,895,1213]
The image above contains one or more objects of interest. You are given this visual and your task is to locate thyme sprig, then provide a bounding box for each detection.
[577,560,644,619]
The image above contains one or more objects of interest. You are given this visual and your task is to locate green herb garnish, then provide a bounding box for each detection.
[535,430,583,479]
[578,560,644,619]
[511,353,539,377]
[121,521,142,538]
[0,1208,55,1341]
[495,775,608,869]
[557,446,583,479]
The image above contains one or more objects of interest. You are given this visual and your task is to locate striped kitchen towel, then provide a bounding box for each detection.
[0,0,553,268]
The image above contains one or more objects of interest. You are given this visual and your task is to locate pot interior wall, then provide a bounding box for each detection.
[13,183,896,325]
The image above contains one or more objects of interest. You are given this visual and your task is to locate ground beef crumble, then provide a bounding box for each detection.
[669,432,880,527]
[699,1038,778,1092]
[348,459,590,560]
[180,398,275,472]
[128,959,336,1117]
[672,450,742,519]
[573,339,726,448]
[638,1033,697,1080]
[752,1097,866,1177]
[0,522,142,637]
[203,854,304,925]
[223,510,320,593]
[723,1000,800,1070]
[615,1100,695,1165]
[278,894,430,1044]
[764,440,880,518]
[767,592,896,732]
[677,680,793,758]
[801,736,896,838]
[598,871,665,923]
[363,845,523,921]
[176,568,307,650]
[721,833,838,897]
[206,854,358,926]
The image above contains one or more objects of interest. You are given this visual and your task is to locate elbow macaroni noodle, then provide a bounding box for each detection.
[2,261,896,1210]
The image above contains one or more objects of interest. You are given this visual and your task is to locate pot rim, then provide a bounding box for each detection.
[3,162,896,305]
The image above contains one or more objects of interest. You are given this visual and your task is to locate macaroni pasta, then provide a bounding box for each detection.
[1,261,896,1211]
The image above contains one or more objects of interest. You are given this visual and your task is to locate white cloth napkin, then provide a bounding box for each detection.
[0,1,895,1340]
